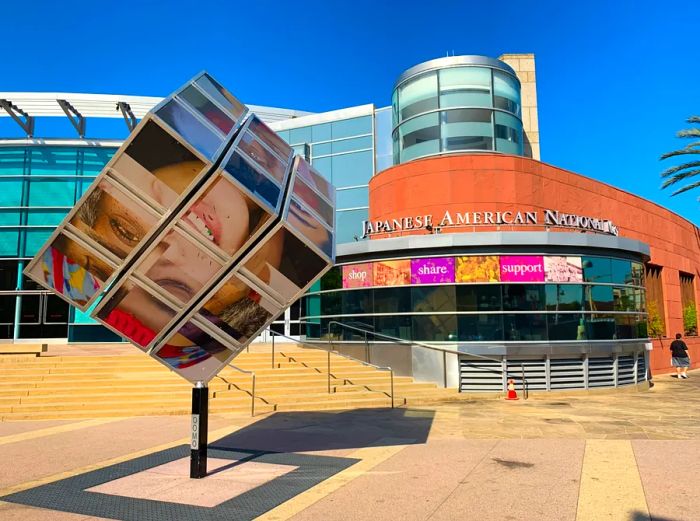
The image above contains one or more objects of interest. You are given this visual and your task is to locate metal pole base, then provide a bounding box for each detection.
[190,385,208,479]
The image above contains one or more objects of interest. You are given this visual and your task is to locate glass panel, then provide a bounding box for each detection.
[412,285,456,312]
[615,314,638,339]
[547,314,586,341]
[585,314,616,340]
[135,228,222,304]
[458,314,503,341]
[199,273,278,343]
[289,126,312,144]
[236,132,287,183]
[223,152,281,210]
[546,284,584,311]
[374,107,393,173]
[582,256,612,283]
[194,74,246,120]
[332,116,372,139]
[313,142,332,156]
[243,228,328,302]
[585,285,614,311]
[70,179,158,259]
[321,267,342,291]
[375,315,412,340]
[399,112,440,162]
[502,285,545,311]
[441,109,493,151]
[503,314,547,341]
[247,117,293,161]
[44,295,69,324]
[336,208,367,244]
[330,150,373,187]
[156,100,221,159]
[336,187,368,209]
[287,198,333,258]
[439,66,492,108]
[181,174,272,257]
[631,262,645,286]
[374,287,411,313]
[179,85,234,134]
[312,123,332,142]
[120,120,206,206]
[27,179,74,206]
[493,70,521,116]
[29,234,113,306]
[341,288,373,315]
[412,314,457,341]
[321,291,341,315]
[399,73,438,120]
[332,135,373,154]
[456,285,502,311]
[96,280,178,349]
[154,320,234,383]
[613,286,637,312]
[611,259,634,285]
[495,111,523,155]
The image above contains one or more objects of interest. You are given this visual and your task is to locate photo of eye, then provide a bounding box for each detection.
[69,180,159,260]
[134,227,223,305]
[180,174,273,257]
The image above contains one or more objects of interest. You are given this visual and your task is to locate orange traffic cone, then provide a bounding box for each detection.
[505,378,519,400]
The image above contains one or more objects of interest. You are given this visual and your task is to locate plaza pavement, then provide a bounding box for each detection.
[0,370,697,521]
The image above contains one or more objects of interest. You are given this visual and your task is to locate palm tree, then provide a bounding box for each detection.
[660,116,700,197]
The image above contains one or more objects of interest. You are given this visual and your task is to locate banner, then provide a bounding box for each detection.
[455,256,500,283]
[373,260,411,286]
[411,257,455,284]
[342,263,373,288]
[500,256,545,282]
[544,256,583,282]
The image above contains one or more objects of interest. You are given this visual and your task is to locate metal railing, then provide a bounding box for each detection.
[215,364,257,416]
[268,329,396,408]
[326,320,528,399]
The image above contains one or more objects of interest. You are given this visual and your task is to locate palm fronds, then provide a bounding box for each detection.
[660,116,700,199]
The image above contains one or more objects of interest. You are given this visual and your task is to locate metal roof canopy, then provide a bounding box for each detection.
[0,92,312,138]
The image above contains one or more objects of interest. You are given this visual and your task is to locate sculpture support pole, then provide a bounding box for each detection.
[190,382,208,479]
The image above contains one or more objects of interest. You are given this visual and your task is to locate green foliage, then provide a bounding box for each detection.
[683,304,698,336]
[660,115,700,198]
[646,300,665,338]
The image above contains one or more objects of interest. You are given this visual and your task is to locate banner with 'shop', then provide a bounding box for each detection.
[23,72,336,385]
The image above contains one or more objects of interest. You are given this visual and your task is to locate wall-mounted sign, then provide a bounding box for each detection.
[411,257,454,284]
[373,260,411,286]
[455,256,500,283]
[342,263,373,288]
[360,209,619,238]
[499,256,545,282]
[544,256,583,282]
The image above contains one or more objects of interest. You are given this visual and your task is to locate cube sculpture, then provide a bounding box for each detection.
[24,73,336,384]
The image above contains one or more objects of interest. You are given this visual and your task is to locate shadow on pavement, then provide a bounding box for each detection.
[212,407,435,453]
[630,511,683,521]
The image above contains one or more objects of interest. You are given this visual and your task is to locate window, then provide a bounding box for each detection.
[548,314,585,341]
[374,287,411,313]
[583,256,612,283]
[456,285,501,311]
[398,113,440,162]
[645,264,666,336]
[680,272,697,335]
[502,285,545,311]
[441,109,493,151]
[458,314,504,341]
[438,66,491,108]
[398,72,438,120]
[412,314,457,342]
[341,289,373,315]
[493,70,521,116]
[412,286,456,313]
[545,284,584,311]
[503,314,547,341]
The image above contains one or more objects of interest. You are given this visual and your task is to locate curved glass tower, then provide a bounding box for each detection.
[392,55,525,164]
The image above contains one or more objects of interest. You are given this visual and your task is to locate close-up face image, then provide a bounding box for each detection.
[70,180,159,260]
[135,228,223,305]
[287,197,333,258]
[181,175,270,256]
[236,131,287,183]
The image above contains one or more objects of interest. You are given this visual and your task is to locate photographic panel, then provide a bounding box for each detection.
[179,174,274,258]
[290,175,334,228]
[152,318,237,385]
[236,131,288,184]
[222,152,282,212]
[293,156,334,203]
[132,227,224,306]
[155,99,223,160]
[94,278,179,351]
[25,232,115,310]
[242,227,329,303]
[69,179,159,260]
[194,74,246,121]
[373,260,411,286]
[121,119,208,205]
[247,116,293,163]
[198,272,280,345]
[544,256,584,282]
[178,84,236,135]
[455,256,501,283]
[287,198,333,259]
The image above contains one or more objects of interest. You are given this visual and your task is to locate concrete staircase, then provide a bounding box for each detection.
[0,347,463,420]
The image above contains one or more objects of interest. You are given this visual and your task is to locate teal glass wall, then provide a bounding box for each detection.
[276,114,374,244]
[0,145,117,340]
[392,60,524,163]
[301,255,648,342]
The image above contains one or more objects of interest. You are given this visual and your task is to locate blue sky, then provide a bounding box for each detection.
[2,0,698,223]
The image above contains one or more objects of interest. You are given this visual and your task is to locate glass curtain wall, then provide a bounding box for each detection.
[392,65,523,163]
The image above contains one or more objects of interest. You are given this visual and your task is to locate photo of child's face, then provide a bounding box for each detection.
[135,229,223,305]
[181,175,271,257]
[70,180,158,260]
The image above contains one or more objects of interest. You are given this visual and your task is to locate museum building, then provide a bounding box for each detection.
[1,53,698,392]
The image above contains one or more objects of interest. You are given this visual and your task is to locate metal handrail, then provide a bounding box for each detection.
[327,320,528,398]
[216,363,257,416]
[267,329,395,408]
